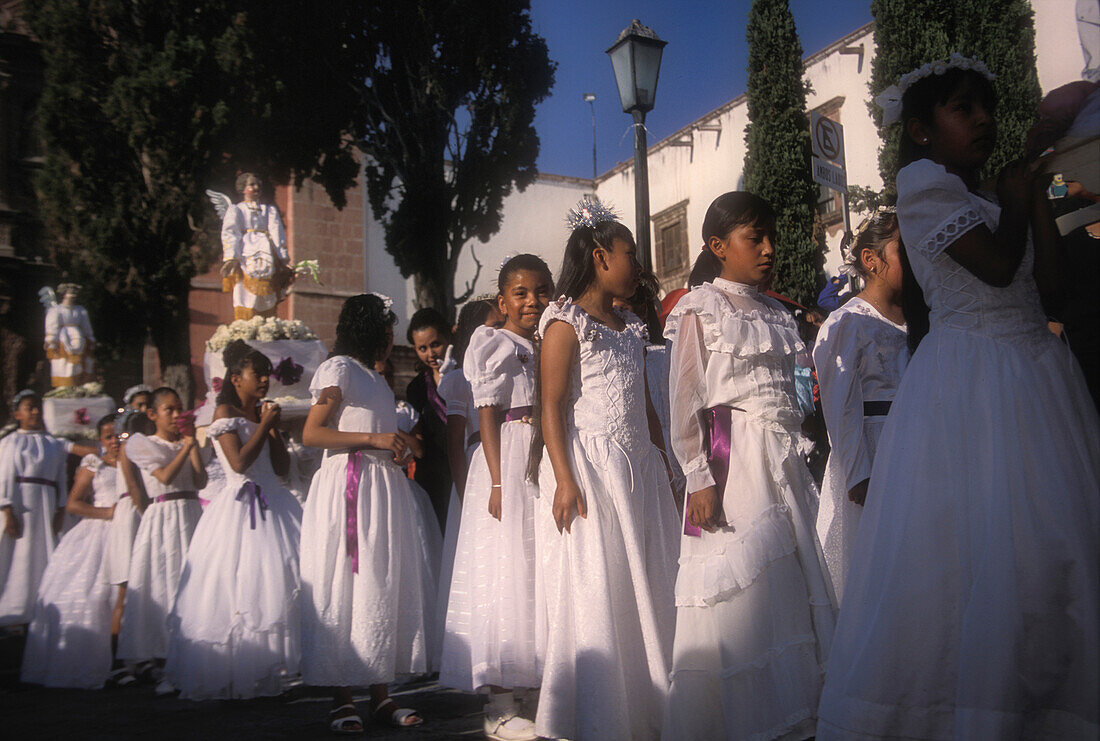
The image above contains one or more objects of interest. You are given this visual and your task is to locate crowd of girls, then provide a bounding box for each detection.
[2,52,1097,741]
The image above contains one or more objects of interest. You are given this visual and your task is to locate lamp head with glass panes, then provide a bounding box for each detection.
[606,19,667,115]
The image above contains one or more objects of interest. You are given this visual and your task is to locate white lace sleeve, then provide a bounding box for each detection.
[668,310,715,492]
[122,433,165,471]
[310,356,351,403]
[813,311,872,491]
[79,453,103,474]
[464,326,515,409]
[897,159,988,260]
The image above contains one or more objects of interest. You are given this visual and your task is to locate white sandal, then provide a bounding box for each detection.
[329,704,363,736]
[372,697,423,727]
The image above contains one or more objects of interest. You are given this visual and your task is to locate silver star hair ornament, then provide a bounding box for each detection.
[566,197,620,232]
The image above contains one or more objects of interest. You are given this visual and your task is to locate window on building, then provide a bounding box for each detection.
[653,200,689,292]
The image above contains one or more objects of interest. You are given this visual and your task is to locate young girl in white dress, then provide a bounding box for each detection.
[300,293,439,734]
[818,56,1099,740]
[535,205,680,741]
[21,413,120,688]
[164,341,302,700]
[663,191,836,741]
[812,209,909,602]
[0,391,86,627]
[432,298,500,669]
[440,256,552,741]
[116,387,206,678]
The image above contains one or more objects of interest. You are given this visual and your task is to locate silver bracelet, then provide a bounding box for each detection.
[491,484,502,489]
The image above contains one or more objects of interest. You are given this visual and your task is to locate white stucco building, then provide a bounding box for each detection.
[361,2,1089,333]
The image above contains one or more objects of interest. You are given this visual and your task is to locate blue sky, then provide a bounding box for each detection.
[529,0,873,178]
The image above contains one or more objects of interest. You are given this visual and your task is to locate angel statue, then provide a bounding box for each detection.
[39,283,95,388]
[207,172,292,321]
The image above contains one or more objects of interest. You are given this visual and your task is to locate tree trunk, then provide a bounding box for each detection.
[148,284,195,407]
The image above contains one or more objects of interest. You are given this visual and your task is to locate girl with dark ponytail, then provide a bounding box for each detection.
[163,337,302,700]
[531,200,680,740]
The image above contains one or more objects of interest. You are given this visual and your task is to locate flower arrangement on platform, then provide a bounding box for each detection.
[205,317,319,353]
[44,381,104,399]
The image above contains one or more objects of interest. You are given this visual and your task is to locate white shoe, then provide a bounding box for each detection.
[484,712,538,741]
[154,679,177,696]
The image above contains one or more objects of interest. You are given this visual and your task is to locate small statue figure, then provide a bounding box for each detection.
[39,283,95,388]
[207,172,291,321]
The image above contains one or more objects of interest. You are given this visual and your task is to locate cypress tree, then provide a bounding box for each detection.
[869,0,1042,193]
[743,0,822,307]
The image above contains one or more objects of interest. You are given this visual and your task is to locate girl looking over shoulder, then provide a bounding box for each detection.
[818,55,1099,740]
[663,192,835,741]
[534,203,680,741]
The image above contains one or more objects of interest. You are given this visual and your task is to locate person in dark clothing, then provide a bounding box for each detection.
[405,308,453,534]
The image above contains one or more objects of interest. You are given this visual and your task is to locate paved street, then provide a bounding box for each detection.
[1,632,486,740]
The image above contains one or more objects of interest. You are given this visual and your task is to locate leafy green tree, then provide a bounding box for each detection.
[743,0,822,307]
[355,0,555,317]
[25,1,361,401]
[868,0,1041,196]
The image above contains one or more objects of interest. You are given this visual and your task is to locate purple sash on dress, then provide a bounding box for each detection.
[16,476,58,490]
[345,451,362,574]
[684,405,735,537]
[424,371,447,424]
[235,480,268,529]
[504,406,533,423]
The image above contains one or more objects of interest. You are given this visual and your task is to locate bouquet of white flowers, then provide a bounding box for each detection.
[205,317,319,353]
[43,381,105,399]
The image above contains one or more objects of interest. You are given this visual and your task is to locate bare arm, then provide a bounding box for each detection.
[944,161,1030,287]
[65,466,114,520]
[446,414,469,500]
[540,321,586,533]
[479,405,504,520]
[302,386,409,461]
[213,404,278,474]
[117,445,148,512]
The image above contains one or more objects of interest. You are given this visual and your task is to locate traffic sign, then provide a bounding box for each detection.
[811,112,845,169]
[813,156,847,194]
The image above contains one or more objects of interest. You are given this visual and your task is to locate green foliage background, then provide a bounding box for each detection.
[743,0,823,307]
[868,0,1042,198]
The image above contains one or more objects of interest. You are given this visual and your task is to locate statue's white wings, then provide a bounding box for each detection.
[37,286,57,308]
[205,189,233,220]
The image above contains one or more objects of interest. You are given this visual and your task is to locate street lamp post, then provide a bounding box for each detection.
[583,93,597,181]
[607,19,666,274]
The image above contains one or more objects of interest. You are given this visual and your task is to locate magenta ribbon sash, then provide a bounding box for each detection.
[235,481,268,529]
[685,405,735,537]
[504,406,533,423]
[345,451,362,573]
[424,371,447,424]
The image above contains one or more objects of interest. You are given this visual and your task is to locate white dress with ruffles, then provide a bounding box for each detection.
[817,160,1099,740]
[663,279,836,741]
[0,430,70,626]
[432,366,480,671]
[116,433,204,662]
[439,326,542,692]
[299,356,441,687]
[534,299,680,741]
[164,416,303,700]
[21,455,117,688]
[811,297,909,602]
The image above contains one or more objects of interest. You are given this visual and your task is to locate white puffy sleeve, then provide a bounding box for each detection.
[897,159,990,260]
[667,309,715,493]
[268,204,288,263]
[438,370,470,419]
[208,416,249,439]
[0,436,17,507]
[813,313,871,491]
[79,453,102,473]
[464,326,514,409]
[123,433,163,472]
[221,203,244,262]
[309,356,351,403]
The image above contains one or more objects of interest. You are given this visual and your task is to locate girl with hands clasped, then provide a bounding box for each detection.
[164,340,303,700]
[21,413,121,688]
[663,192,835,741]
[115,387,206,685]
[439,256,551,741]
[818,56,1099,740]
[812,208,909,603]
[534,203,679,741]
[300,294,439,734]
